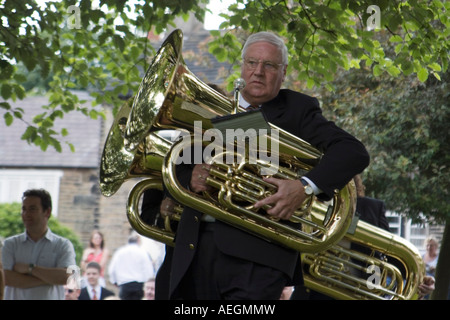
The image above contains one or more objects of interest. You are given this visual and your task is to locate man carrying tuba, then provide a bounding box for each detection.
[159,31,370,300]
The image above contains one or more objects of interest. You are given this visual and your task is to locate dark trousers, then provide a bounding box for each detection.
[176,223,288,300]
[119,281,144,300]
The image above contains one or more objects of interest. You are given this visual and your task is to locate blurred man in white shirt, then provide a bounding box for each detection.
[108,232,155,300]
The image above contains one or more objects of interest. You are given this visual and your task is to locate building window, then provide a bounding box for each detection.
[407,220,428,255]
[386,210,401,236]
[386,210,430,255]
[0,169,63,217]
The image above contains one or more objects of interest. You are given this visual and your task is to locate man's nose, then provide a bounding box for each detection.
[253,61,265,74]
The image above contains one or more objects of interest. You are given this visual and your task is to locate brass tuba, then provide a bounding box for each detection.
[100,29,356,253]
[301,218,426,300]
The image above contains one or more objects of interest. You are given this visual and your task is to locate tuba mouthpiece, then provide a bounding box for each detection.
[233,78,246,91]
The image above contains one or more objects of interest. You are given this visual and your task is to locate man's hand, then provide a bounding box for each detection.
[418,275,435,299]
[13,263,30,274]
[190,164,213,193]
[254,177,307,220]
[160,197,176,217]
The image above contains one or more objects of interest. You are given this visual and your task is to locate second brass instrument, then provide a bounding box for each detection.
[301,219,425,300]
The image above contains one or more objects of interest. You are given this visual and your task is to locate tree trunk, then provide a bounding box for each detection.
[431,219,450,300]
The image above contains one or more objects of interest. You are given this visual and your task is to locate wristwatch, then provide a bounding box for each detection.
[300,178,314,196]
[28,263,35,275]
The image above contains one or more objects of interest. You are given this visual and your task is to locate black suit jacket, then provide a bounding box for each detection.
[78,286,115,300]
[168,89,370,298]
[356,196,390,231]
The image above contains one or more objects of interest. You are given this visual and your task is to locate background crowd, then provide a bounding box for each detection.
[0,184,442,300]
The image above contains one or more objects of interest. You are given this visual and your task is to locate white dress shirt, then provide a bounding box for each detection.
[108,243,155,286]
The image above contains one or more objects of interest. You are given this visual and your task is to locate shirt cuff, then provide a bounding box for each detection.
[301,176,322,195]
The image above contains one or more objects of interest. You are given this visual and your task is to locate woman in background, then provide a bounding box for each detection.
[422,236,439,278]
[81,230,109,287]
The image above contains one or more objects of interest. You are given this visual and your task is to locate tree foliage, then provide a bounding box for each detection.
[318,65,449,224]
[1,0,448,152]
[0,0,209,151]
[210,0,448,89]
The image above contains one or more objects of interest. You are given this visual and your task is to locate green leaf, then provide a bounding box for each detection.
[1,84,12,100]
[373,64,382,76]
[417,67,429,82]
[401,60,414,75]
[432,72,441,81]
[13,110,23,119]
[53,140,62,153]
[389,35,403,43]
[428,62,441,72]
[387,65,401,77]
[113,35,125,52]
[68,142,76,152]
[306,77,315,89]
[21,126,38,142]
[4,112,13,126]
[0,102,11,110]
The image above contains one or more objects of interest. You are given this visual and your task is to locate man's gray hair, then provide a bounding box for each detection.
[242,32,288,65]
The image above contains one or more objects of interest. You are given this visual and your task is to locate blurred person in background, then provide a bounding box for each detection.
[79,261,115,300]
[81,230,109,287]
[108,232,155,300]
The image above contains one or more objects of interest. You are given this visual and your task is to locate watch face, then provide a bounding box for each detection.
[305,185,314,195]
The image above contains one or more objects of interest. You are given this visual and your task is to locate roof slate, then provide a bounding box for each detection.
[0,91,102,168]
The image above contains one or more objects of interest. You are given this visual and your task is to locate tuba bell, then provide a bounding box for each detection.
[99,98,173,197]
[100,29,356,253]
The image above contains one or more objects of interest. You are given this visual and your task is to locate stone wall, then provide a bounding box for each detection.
[57,168,101,245]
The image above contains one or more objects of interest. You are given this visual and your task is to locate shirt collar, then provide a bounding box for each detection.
[239,96,260,109]
[21,228,54,243]
[87,283,102,292]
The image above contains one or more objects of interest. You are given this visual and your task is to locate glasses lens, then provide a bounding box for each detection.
[244,58,281,72]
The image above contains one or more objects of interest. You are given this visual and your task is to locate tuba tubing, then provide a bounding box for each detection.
[127,178,179,247]
[162,134,357,254]
[301,219,425,300]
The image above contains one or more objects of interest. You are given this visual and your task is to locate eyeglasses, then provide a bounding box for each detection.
[243,58,284,72]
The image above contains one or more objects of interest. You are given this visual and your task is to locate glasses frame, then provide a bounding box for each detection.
[243,57,285,72]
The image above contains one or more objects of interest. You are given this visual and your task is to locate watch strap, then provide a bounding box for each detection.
[28,263,35,275]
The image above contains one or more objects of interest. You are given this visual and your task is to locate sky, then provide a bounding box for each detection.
[204,0,235,30]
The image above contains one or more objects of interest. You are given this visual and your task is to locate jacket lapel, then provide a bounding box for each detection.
[261,93,285,122]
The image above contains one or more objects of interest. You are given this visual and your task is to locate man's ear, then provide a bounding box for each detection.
[282,65,287,82]
[44,208,52,220]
